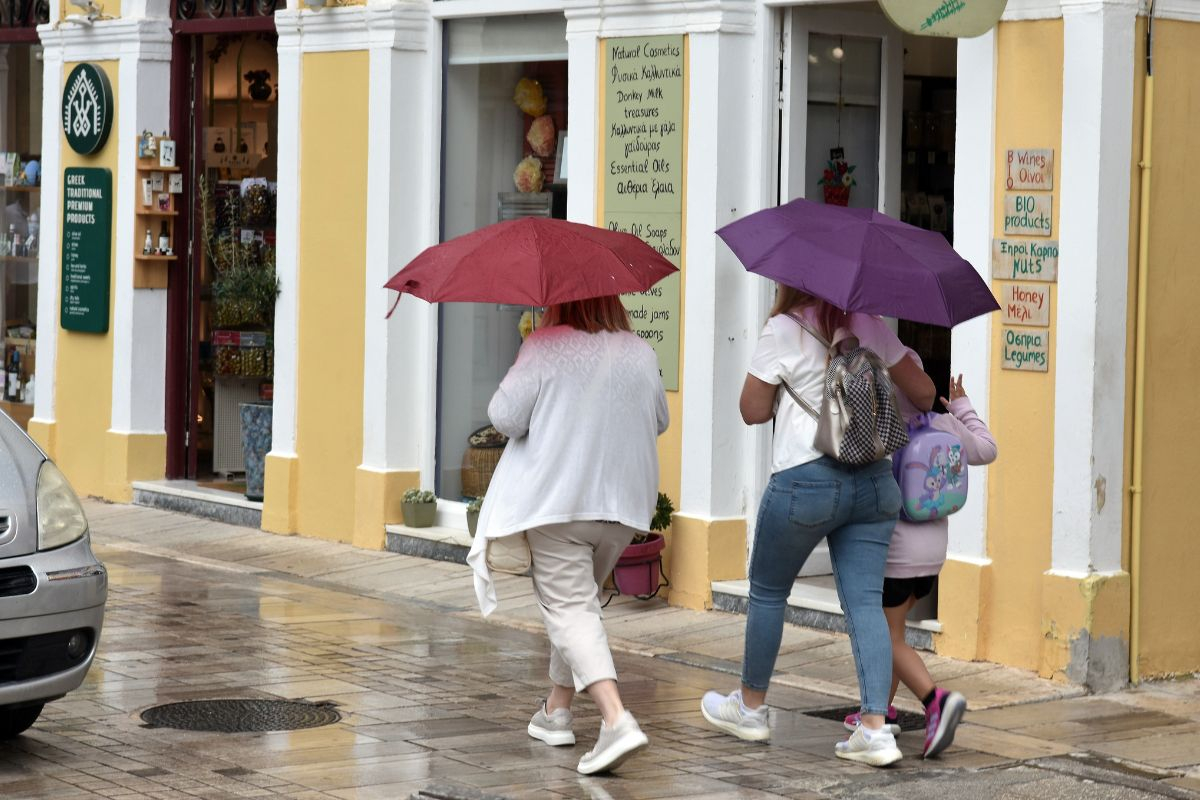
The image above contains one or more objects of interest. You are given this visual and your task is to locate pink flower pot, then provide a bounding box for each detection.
[612,532,667,598]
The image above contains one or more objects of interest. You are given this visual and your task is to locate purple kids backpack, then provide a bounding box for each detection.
[892,413,968,522]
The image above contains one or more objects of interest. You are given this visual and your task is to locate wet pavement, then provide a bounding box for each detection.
[0,501,1197,799]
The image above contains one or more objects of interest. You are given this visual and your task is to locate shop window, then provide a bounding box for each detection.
[437,15,567,501]
[0,44,43,431]
[806,33,880,210]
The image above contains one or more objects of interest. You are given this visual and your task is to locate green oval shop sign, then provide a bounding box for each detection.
[61,63,114,155]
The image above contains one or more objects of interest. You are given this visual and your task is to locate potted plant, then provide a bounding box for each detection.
[466,496,483,537]
[612,492,673,599]
[402,489,437,528]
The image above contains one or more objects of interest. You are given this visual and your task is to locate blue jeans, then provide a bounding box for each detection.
[742,456,901,716]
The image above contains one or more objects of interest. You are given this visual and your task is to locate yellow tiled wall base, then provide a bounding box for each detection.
[1039,571,1130,686]
[353,467,420,550]
[665,514,746,610]
[934,557,993,661]
[28,420,57,462]
[103,432,166,503]
[262,453,300,534]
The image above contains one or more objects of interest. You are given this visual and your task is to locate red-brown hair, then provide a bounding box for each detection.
[542,295,633,333]
[768,283,845,341]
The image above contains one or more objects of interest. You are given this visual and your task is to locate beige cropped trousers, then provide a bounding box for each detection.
[526,521,637,692]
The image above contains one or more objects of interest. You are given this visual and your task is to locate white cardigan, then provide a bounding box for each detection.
[466,325,669,616]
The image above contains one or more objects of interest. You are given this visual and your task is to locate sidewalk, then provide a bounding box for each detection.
[81,500,1200,797]
[89,500,1075,713]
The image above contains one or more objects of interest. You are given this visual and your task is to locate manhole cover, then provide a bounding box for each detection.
[803,704,927,732]
[140,699,341,733]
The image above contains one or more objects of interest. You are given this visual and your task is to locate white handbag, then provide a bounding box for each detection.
[485,533,532,575]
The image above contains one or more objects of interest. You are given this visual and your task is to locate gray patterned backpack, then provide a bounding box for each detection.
[780,312,909,465]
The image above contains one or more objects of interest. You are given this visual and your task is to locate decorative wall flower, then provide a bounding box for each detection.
[513,78,547,117]
[526,115,557,157]
[513,156,545,193]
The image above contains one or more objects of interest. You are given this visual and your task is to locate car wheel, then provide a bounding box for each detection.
[0,704,44,738]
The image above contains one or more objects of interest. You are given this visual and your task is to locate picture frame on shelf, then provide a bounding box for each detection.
[553,132,568,184]
[150,172,165,192]
[138,131,157,160]
[157,193,171,212]
[159,138,176,168]
[168,174,183,194]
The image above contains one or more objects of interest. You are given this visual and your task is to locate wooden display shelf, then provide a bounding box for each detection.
[134,258,171,289]
[0,255,37,264]
[0,399,33,431]
[135,160,180,173]
[135,209,179,217]
[0,185,40,193]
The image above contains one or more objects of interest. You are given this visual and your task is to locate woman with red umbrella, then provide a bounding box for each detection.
[388,217,677,775]
[471,294,668,775]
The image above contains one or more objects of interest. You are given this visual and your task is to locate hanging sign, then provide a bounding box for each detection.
[601,35,685,391]
[1001,327,1049,372]
[61,167,112,333]
[1006,148,1054,191]
[61,64,114,156]
[999,283,1050,327]
[991,238,1058,282]
[1003,192,1053,237]
[880,0,1008,38]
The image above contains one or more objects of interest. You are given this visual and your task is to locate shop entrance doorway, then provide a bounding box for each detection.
[760,3,957,629]
[165,6,281,497]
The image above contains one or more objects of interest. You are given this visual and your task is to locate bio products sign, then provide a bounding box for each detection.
[1003,193,1052,237]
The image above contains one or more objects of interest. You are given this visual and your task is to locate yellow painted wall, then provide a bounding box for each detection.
[43,61,119,499]
[1135,19,1200,676]
[980,20,1063,671]
[60,0,120,21]
[293,51,369,543]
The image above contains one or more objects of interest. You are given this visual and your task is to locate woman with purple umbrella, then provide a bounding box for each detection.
[468,295,669,776]
[700,283,934,767]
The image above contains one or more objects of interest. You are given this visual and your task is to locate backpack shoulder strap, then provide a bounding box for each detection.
[784,310,833,350]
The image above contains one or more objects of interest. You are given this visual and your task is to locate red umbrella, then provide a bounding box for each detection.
[385,217,677,310]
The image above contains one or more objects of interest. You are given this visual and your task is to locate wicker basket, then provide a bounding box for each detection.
[461,426,507,498]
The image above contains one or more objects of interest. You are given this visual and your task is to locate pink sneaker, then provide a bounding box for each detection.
[843,705,901,735]
[923,688,967,758]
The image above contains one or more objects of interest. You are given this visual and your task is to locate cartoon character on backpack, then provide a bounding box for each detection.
[894,417,968,522]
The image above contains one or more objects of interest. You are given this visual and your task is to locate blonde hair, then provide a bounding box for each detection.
[541,295,632,333]
[768,283,845,342]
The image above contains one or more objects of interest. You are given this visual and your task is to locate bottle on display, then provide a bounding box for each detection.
[158,221,170,255]
[143,228,153,255]
[5,224,14,256]
[5,350,20,402]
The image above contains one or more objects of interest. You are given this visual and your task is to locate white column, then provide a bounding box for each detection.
[947,29,997,563]
[679,26,763,520]
[32,44,63,427]
[360,1,439,478]
[270,11,303,460]
[1050,0,1136,575]
[110,21,173,436]
[564,23,597,226]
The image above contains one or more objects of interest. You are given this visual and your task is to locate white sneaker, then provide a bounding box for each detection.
[528,701,575,746]
[700,689,771,741]
[834,725,903,767]
[576,711,649,775]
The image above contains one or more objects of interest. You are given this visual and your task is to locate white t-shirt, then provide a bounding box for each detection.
[748,308,911,474]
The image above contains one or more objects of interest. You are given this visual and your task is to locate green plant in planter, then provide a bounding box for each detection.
[465,496,483,537]
[401,488,437,528]
[200,176,280,330]
[631,492,674,545]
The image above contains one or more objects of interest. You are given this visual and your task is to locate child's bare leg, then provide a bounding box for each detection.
[885,597,935,702]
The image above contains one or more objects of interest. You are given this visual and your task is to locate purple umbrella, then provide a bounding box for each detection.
[717,197,999,327]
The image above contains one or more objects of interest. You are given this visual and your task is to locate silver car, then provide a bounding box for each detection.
[0,413,106,738]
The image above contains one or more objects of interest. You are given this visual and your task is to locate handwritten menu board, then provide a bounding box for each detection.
[60,167,112,333]
[602,35,685,391]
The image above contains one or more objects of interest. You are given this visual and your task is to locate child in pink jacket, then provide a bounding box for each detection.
[843,373,997,759]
